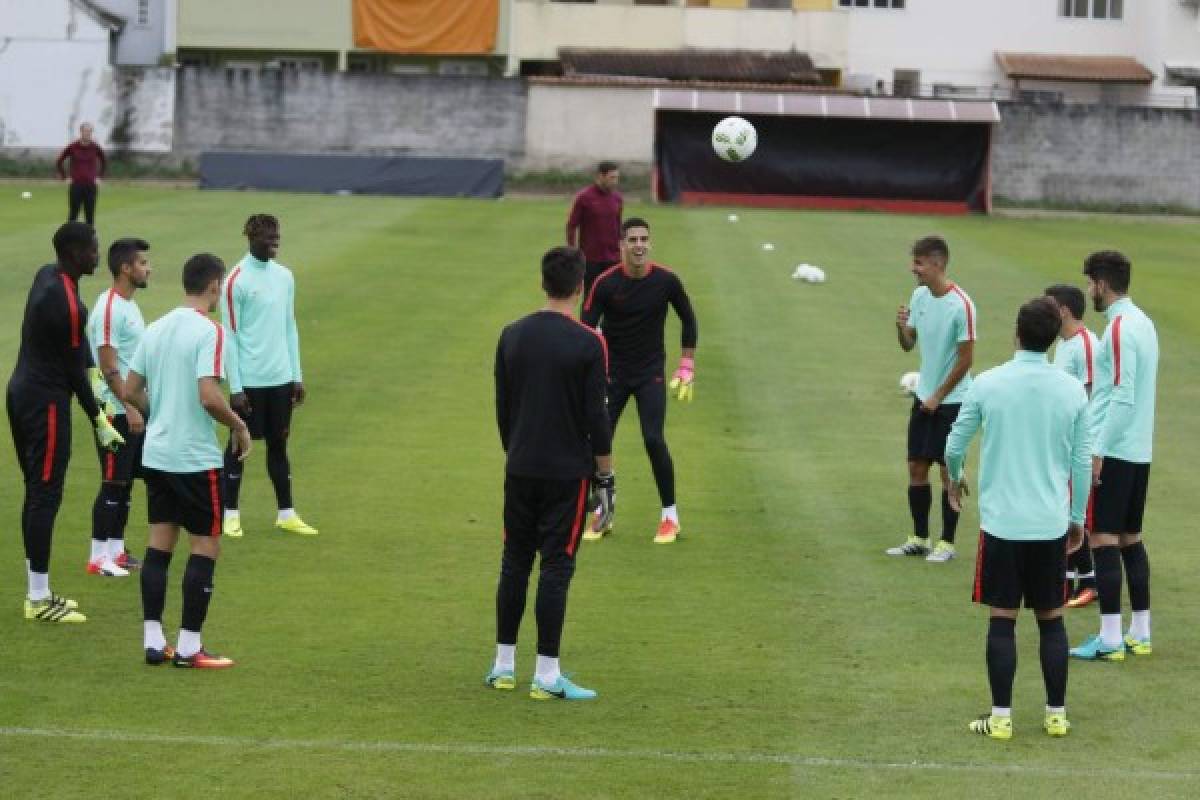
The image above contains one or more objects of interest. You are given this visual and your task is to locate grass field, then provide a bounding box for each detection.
[0,185,1198,798]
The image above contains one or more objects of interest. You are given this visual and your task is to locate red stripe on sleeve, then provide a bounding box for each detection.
[225,267,242,332]
[583,264,622,313]
[102,289,117,346]
[1111,316,1123,386]
[59,274,80,347]
[565,479,589,557]
[42,403,58,482]
[213,324,224,376]
[1081,330,1094,385]
[949,284,975,340]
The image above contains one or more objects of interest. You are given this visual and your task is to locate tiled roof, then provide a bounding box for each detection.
[996,53,1154,84]
[560,48,821,85]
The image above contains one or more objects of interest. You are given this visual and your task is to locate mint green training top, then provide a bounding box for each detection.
[945,351,1092,541]
[1089,297,1157,464]
[220,254,302,394]
[909,283,976,404]
[129,307,226,473]
[1053,326,1100,389]
[86,288,145,415]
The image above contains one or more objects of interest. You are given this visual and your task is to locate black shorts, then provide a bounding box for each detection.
[144,467,224,537]
[6,387,72,491]
[237,384,295,440]
[608,373,666,438]
[1091,458,1150,534]
[503,474,591,560]
[94,414,144,482]
[972,531,1068,611]
[907,399,960,465]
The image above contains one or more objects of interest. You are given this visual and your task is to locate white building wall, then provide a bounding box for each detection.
[523,84,655,171]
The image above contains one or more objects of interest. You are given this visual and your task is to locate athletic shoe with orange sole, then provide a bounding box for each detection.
[1066,587,1098,609]
[173,649,235,669]
[145,644,176,665]
[654,519,680,544]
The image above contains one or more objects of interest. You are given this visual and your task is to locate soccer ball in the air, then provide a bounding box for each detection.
[712,116,757,163]
[899,372,920,395]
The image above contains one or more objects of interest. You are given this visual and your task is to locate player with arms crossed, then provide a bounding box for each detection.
[488,246,614,700]
[1044,284,1101,609]
[85,238,152,578]
[581,217,697,544]
[124,254,252,668]
[889,236,976,563]
[220,214,315,538]
[7,222,124,623]
[946,297,1091,740]
[1070,251,1158,662]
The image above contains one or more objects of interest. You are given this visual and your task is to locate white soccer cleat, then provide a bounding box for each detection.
[86,557,129,578]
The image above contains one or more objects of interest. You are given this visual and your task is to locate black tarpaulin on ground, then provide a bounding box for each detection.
[199,152,505,198]
[655,111,990,211]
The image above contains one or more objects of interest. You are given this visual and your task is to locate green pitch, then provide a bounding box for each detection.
[0,186,1197,798]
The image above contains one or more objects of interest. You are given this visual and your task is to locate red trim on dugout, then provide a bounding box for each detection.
[42,403,58,482]
[1112,316,1123,386]
[677,191,972,215]
[972,530,985,604]
[102,289,117,346]
[565,479,588,557]
[225,267,242,332]
[207,469,221,537]
[59,273,81,347]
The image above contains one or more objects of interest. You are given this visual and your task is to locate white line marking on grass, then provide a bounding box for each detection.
[1,727,1197,782]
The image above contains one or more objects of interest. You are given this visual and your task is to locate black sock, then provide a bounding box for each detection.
[223,442,244,511]
[1121,542,1150,612]
[91,482,125,549]
[181,554,216,633]
[1093,546,1123,615]
[1071,543,1095,589]
[986,617,1017,708]
[1037,616,1068,708]
[908,484,932,538]
[140,547,172,623]
[940,489,960,544]
[266,438,294,510]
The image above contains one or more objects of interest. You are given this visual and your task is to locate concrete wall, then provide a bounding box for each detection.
[173,69,527,160]
[523,83,655,172]
[992,102,1200,209]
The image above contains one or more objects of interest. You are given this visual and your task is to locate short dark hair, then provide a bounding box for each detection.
[597,161,618,175]
[107,238,149,277]
[182,253,226,295]
[1044,284,1086,321]
[1083,250,1131,294]
[541,247,585,299]
[622,217,649,235]
[1016,296,1062,353]
[243,214,279,239]
[52,222,95,259]
[912,236,949,262]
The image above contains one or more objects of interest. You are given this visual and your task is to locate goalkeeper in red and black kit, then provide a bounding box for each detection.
[487,246,613,701]
[7,222,125,623]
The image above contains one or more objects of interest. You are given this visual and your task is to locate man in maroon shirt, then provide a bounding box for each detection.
[566,161,623,297]
[56,123,107,227]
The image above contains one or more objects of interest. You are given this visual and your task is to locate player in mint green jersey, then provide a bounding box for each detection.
[124,254,251,668]
[889,236,976,563]
[946,297,1091,740]
[1044,284,1101,609]
[1071,251,1158,662]
[85,238,151,578]
[219,214,316,538]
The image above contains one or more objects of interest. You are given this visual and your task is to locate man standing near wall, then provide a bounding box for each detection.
[566,162,623,298]
[56,123,106,228]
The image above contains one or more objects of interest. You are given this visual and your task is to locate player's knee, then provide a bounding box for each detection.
[539,557,575,587]
[191,536,220,560]
[907,460,931,483]
[266,436,288,455]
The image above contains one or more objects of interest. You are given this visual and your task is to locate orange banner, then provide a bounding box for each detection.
[353,0,498,55]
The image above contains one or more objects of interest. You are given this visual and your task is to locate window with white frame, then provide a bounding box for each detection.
[839,0,906,8]
[1059,0,1122,19]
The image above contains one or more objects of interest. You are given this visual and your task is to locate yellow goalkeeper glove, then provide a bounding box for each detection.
[668,357,694,403]
[93,411,125,451]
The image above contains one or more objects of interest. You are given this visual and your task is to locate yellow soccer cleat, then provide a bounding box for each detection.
[222,513,243,539]
[25,596,87,624]
[1124,634,1152,656]
[968,714,1012,740]
[484,668,516,690]
[1044,712,1071,737]
[275,516,318,536]
[654,519,680,544]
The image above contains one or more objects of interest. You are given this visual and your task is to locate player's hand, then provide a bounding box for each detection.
[668,357,694,403]
[1091,455,1103,487]
[948,476,968,512]
[230,392,251,417]
[1066,522,1085,555]
[589,470,615,532]
[921,396,940,414]
[229,421,252,462]
[291,381,306,407]
[896,305,910,329]
[126,405,145,435]
[93,411,125,451]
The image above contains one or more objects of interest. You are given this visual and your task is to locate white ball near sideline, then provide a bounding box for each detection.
[21,191,32,199]
[899,371,920,395]
[712,116,757,163]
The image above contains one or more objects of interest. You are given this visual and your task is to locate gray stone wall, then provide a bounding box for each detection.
[173,68,527,162]
[993,102,1200,209]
